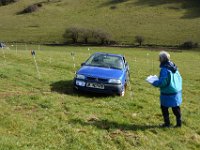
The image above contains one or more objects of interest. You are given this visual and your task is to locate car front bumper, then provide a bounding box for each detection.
[73,79,123,95]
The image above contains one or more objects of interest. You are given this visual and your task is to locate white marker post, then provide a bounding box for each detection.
[49,57,52,64]
[1,47,6,63]
[146,53,149,64]
[88,48,90,56]
[25,44,28,51]
[152,59,154,75]
[38,45,41,51]
[15,43,18,54]
[71,52,76,73]
[31,50,41,79]
[128,74,134,99]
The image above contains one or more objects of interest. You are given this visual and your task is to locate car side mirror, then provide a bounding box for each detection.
[81,63,85,66]
[125,62,129,70]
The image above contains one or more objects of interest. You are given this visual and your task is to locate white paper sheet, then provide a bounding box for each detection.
[146,75,159,84]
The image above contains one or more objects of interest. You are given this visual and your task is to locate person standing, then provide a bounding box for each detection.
[152,51,182,127]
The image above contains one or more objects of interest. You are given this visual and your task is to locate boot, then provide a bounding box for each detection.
[160,118,170,128]
[161,106,170,128]
[172,106,182,128]
[160,123,170,128]
[175,118,182,128]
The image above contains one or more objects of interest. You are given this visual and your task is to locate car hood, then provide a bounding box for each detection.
[77,66,123,79]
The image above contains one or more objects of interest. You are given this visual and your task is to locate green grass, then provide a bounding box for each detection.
[0,45,200,149]
[0,0,200,45]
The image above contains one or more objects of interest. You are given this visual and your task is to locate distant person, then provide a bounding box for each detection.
[152,51,182,128]
[31,50,36,56]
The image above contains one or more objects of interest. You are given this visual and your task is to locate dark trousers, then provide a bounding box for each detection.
[161,105,182,126]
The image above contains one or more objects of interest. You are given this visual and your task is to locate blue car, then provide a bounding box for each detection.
[0,42,6,48]
[73,52,130,96]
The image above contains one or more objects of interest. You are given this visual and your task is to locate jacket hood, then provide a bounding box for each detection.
[160,61,177,73]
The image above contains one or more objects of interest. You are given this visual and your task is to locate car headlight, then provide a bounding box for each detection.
[76,74,86,80]
[76,80,86,87]
[108,79,121,84]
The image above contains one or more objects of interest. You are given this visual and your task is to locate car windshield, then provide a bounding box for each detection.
[85,53,124,70]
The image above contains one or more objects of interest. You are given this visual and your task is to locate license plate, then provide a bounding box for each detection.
[86,82,104,89]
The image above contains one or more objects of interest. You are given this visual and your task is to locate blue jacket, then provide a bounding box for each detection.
[152,61,182,107]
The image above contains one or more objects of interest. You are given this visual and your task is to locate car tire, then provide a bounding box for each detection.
[73,86,78,94]
[119,84,126,97]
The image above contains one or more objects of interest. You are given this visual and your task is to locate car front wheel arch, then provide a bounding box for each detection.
[118,83,126,97]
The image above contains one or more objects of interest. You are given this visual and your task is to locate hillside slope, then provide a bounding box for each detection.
[0,0,200,45]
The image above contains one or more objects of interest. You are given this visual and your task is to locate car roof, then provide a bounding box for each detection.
[93,52,123,58]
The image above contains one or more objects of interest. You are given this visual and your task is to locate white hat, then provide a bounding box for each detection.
[159,51,170,63]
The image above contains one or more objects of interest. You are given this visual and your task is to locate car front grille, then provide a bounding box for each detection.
[86,77,108,83]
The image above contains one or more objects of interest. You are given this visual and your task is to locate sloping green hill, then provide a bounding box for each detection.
[0,0,200,45]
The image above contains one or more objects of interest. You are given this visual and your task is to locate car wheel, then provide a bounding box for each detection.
[73,86,78,94]
[119,84,126,97]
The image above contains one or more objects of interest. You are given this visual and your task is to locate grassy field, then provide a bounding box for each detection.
[0,0,200,45]
[0,45,200,149]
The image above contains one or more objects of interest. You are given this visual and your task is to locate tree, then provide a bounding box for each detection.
[93,29,112,45]
[80,28,92,44]
[180,41,198,49]
[135,35,144,46]
[63,27,80,43]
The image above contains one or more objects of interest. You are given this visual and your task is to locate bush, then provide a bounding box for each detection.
[0,0,18,6]
[79,28,92,44]
[63,27,80,43]
[93,29,112,45]
[135,35,144,46]
[20,4,40,14]
[180,41,198,49]
[63,27,113,45]
[110,6,117,9]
